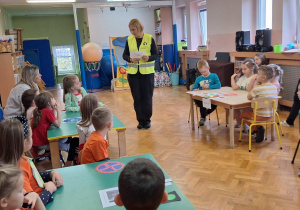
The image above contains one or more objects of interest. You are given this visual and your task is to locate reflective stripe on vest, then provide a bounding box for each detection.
[127,34,155,74]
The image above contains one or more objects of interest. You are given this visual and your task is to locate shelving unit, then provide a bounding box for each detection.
[0,51,25,107]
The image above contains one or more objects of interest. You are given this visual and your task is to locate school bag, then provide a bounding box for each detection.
[186,68,197,90]
[154,71,172,87]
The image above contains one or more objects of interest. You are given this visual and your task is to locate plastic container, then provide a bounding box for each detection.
[274,45,283,53]
[169,72,179,86]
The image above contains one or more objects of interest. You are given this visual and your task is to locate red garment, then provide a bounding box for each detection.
[32,108,56,146]
[81,131,108,164]
[74,92,83,105]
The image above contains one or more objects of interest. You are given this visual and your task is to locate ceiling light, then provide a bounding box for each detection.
[27,0,76,3]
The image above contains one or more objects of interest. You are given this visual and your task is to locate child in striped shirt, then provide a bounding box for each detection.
[240,65,278,143]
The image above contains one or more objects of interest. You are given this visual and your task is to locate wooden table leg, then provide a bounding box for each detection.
[229,108,235,148]
[190,95,195,130]
[49,139,61,169]
[271,124,275,141]
[182,54,187,80]
[117,129,127,157]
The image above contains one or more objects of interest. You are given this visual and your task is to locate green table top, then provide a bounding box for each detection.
[47,154,195,210]
[47,111,126,140]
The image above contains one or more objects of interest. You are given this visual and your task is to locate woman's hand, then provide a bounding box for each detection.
[44,181,57,194]
[141,55,149,62]
[131,58,140,63]
[50,171,63,187]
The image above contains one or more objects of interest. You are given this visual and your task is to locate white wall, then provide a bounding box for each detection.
[87,7,155,48]
[176,7,184,42]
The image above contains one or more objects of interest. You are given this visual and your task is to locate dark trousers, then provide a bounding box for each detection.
[194,99,217,119]
[286,79,300,125]
[128,71,154,125]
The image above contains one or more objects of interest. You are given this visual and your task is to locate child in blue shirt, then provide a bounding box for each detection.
[192,60,221,126]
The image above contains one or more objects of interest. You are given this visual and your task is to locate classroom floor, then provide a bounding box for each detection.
[37,85,300,210]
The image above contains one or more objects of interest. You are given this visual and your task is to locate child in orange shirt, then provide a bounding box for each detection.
[0,117,62,209]
[81,107,113,164]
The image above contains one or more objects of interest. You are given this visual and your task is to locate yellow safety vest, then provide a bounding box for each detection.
[127,34,155,74]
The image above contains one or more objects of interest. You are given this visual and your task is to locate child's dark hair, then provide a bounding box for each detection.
[255,52,268,65]
[78,94,99,127]
[22,89,38,116]
[0,163,23,200]
[62,75,79,103]
[118,158,165,210]
[242,59,258,74]
[259,65,274,80]
[0,119,24,165]
[32,91,54,128]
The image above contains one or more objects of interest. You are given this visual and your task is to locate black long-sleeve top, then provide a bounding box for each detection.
[123,36,158,63]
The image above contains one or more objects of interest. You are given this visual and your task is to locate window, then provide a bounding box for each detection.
[258,0,272,29]
[52,45,76,74]
[199,9,207,45]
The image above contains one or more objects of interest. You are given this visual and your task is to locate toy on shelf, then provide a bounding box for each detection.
[0,38,14,53]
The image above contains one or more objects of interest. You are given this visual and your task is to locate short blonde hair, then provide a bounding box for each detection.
[197,59,209,70]
[92,107,113,130]
[128,18,144,33]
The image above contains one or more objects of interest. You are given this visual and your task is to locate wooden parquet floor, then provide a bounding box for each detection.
[38,85,300,210]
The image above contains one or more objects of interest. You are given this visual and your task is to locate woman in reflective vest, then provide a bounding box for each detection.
[123,18,158,129]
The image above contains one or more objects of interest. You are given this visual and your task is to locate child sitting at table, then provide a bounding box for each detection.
[268,64,284,95]
[21,89,39,125]
[192,59,221,126]
[31,92,69,155]
[63,75,104,112]
[240,65,278,143]
[0,117,62,208]
[81,107,112,164]
[114,158,168,210]
[64,94,99,167]
[254,52,268,67]
[231,59,258,128]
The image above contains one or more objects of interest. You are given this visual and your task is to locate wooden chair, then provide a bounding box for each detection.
[239,97,282,152]
[265,112,284,139]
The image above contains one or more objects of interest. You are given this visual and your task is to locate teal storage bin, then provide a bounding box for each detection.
[169,73,179,86]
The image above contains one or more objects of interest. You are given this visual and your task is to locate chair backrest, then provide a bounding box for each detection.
[189,84,194,91]
[251,97,278,120]
[215,52,230,62]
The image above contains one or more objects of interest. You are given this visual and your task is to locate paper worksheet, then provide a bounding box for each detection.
[130,51,145,59]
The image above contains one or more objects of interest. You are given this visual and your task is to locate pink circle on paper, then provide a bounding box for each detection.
[95,161,124,173]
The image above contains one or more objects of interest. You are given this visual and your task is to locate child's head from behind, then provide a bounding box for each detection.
[34,91,55,110]
[63,75,81,100]
[32,91,55,128]
[78,94,99,127]
[241,59,257,76]
[254,52,268,66]
[197,60,210,77]
[21,89,38,116]
[0,118,25,165]
[91,107,113,131]
[20,64,41,89]
[115,158,167,210]
[268,64,283,81]
[257,65,274,83]
[0,164,25,210]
